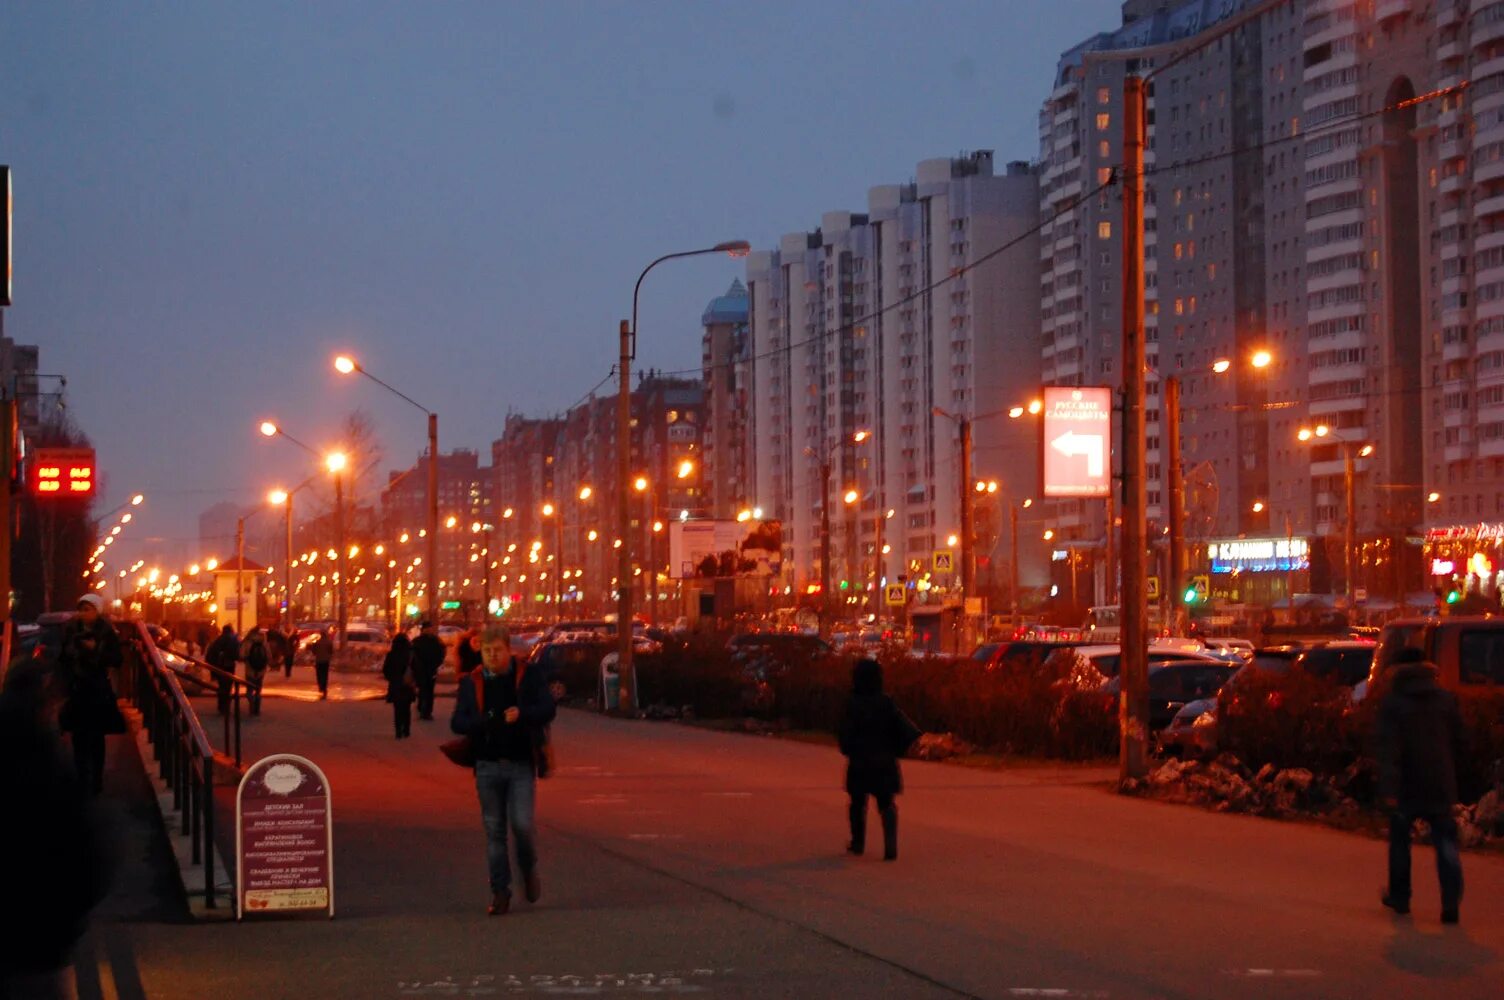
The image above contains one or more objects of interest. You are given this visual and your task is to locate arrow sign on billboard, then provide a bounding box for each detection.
[1050,431,1105,478]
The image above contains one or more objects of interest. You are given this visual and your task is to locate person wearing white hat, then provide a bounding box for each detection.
[58,593,124,795]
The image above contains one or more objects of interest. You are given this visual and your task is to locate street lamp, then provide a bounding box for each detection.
[325,451,350,644]
[1297,426,1374,610]
[614,239,750,712]
[333,353,440,618]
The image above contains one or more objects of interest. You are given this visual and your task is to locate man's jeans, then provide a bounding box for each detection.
[475,759,537,895]
[1389,811,1464,911]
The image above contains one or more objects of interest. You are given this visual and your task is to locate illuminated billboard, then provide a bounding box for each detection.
[1041,385,1112,498]
[31,447,96,498]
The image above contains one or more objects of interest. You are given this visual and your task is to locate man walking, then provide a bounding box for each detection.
[411,621,446,721]
[1379,647,1466,925]
[450,625,555,915]
[206,624,240,716]
[57,594,124,795]
[312,628,334,700]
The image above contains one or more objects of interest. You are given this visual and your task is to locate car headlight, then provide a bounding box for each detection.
[1192,711,1217,728]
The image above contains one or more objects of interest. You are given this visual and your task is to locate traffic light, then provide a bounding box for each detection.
[1446,590,1461,605]
[1183,586,1200,605]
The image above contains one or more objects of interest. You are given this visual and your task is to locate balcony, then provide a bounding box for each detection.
[1376,0,1410,22]
[1475,192,1504,224]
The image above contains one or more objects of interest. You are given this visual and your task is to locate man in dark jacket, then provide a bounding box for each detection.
[411,621,446,721]
[838,658,920,861]
[1378,648,1466,924]
[450,625,555,915]
[312,629,334,700]
[57,594,124,795]
[206,624,240,716]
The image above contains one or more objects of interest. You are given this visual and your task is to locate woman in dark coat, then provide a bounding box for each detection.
[838,658,920,861]
[383,633,417,739]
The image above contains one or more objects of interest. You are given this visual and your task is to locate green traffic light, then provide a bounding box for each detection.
[839,580,849,590]
[1183,587,1198,604]
[1446,590,1461,605]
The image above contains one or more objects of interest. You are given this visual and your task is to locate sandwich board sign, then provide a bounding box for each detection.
[237,753,334,918]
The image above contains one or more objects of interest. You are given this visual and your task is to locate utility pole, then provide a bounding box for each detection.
[1009,501,1020,626]
[871,505,886,620]
[959,416,975,628]
[1166,374,1185,635]
[1344,446,1356,610]
[283,495,293,630]
[616,320,635,711]
[427,413,439,618]
[820,459,832,636]
[334,468,347,648]
[235,517,246,636]
[1119,73,1151,783]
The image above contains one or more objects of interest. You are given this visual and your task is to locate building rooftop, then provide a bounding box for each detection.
[702,279,749,326]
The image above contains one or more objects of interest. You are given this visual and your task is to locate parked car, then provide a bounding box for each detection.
[1372,615,1504,691]
[1045,643,1221,682]
[1200,637,1255,662]
[727,632,833,678]
[1102,660,1238,733]
[1157,644,1367,757]
[971,640,1073,673]
[529,636,614,700]
[1295,641,1375,687]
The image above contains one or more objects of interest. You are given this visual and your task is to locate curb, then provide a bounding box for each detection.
[124,707,236,921]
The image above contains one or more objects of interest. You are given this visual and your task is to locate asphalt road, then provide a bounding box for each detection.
[91,690,1503,999]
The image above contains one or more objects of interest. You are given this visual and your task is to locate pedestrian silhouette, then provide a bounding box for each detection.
[1378,647,1466,924]
[838,658,920,861]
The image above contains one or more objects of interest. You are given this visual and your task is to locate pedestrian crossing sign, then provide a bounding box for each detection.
[1147,576,1160,601]
[885,583,906,606]
[933,550,954,573]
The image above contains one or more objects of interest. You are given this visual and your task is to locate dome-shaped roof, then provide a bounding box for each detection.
[702,278,748,325]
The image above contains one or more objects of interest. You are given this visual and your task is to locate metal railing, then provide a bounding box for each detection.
[125,623,248,910]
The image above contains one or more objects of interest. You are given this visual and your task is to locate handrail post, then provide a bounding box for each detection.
[233,683,242,770]
[204,768,217,910]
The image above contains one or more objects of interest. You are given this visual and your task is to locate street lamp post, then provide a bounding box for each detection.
[327,452,349,647]
[616,240,749,711]
[807,431,868,636]
[1298,425,1374,609]
[333,355,439,619]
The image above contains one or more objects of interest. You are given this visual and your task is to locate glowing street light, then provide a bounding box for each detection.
[1251,349,1273,369]
[843,488,860,505]
[578,485,593,501]
[676,459,694,480]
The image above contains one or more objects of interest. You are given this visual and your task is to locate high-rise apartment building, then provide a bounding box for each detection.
[1040,0,1504,603]
[745,152,1044,606]
[701,280,752,519]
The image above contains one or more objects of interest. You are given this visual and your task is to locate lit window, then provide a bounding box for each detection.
[1097,87,1111,105]
[1096,113,1110,131]
[1098,221,1112,240]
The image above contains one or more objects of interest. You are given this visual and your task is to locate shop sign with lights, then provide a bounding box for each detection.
[30,447,96,498]
[1206,536,1309,574]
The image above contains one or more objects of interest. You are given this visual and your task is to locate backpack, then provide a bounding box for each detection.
[246,638,269,673]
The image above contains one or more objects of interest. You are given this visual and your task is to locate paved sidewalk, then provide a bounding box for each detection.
[110,696,1504,999]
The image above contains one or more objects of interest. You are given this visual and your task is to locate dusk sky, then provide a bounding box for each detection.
[2,0,1121,567]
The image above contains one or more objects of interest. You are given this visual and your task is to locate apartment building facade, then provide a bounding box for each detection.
[744,152,1045,608]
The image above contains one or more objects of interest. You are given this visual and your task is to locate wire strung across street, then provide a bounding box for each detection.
[648,82,1466,384]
